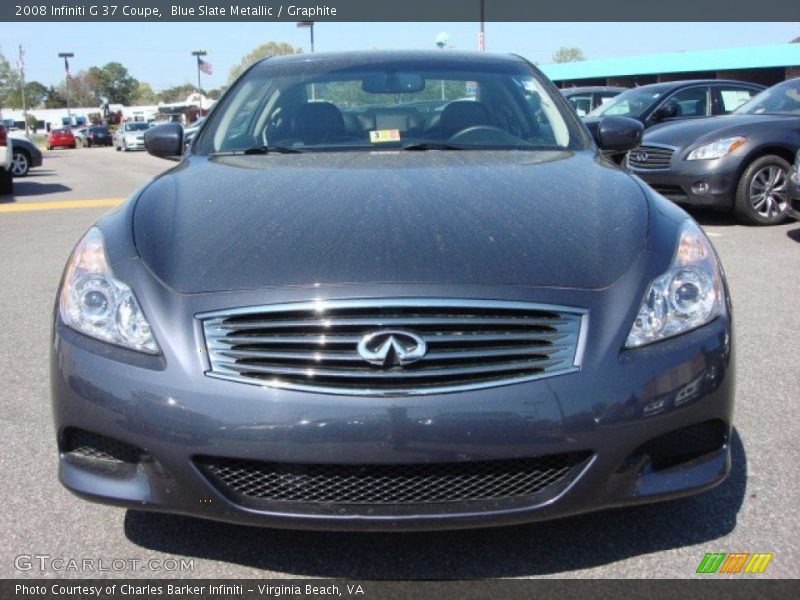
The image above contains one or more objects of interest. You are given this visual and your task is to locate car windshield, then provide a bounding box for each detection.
[734,79,800,116]
[194,55,582,154]
[124,123,150,131]
[588,86,668,118]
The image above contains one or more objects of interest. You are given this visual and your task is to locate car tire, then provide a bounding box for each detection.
[47,145,52,151]
[0,169,13,195]
[11,150,30,177]
[70,144,76,149]
[733,155,791,225]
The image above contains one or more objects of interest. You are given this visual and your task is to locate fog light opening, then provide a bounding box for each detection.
[627,419,727,472]
[692,181,710,194]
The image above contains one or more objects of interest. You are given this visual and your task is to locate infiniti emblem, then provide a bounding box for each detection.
[357,330,427,367]
[630,150,648,162]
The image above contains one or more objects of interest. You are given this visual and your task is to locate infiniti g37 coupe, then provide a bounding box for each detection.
[51,51,734,531]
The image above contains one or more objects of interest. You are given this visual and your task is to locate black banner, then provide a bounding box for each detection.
[3,579,800,600]
[3,0,800,22]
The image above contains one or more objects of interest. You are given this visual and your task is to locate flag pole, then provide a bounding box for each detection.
[191,50,207,94]
[58,52,74,126]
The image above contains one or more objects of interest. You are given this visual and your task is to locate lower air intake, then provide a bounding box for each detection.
[197,452,592,506]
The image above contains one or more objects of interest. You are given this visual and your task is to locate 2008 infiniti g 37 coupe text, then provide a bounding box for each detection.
[51,51,734,531]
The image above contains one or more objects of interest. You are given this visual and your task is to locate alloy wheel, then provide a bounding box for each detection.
[11,152,29,176]
[749,164,788,219]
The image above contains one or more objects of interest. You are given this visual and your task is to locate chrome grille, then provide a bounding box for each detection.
[200,299,585,395]
[627,145,674,170]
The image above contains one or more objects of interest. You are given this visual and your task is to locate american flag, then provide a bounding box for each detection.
[64,56,71,79]
[198,57,213,75]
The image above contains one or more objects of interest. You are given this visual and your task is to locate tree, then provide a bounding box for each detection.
[0,50,20,110]
[44,85,67,108]
[206,87,225,100]
[88,62,138,105]
[2,81,48,109]
[59,70,101,107]
[158,83,198,103]
[132,81,158,105]
[228,42,302,82]
[552,46,587,63]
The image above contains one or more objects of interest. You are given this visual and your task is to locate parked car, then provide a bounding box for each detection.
[182,116,206,149]
[0,124,13,194]
[113,122,151,151]
[585,80,765,131]
[83,126,113,147]
[790,150,800,220]
[627,78,800,225]
[52,50,734,531]
[561,86,625,117]
[8,135,43,177]
[47,128,76,150]
[72,127,88,145]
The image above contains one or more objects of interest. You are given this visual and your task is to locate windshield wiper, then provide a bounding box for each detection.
[243,145,302,155]
[401,142,466,151]
[210,146,302,156]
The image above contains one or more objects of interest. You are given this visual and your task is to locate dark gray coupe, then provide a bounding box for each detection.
[50,51,734,531]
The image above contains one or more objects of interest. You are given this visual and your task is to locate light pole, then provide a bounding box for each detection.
[435,33,449,100]
[478,0,485,51]
[18,45,28,133]
[191,50,207,94]
[297,22,316,99]
[296,21,314,53]
[58,52,74,127]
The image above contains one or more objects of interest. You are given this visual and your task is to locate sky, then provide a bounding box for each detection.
[2,21,799,91]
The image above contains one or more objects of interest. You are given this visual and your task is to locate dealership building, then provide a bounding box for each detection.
[540,43,800,88]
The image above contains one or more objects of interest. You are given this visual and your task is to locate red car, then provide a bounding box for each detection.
[47,128,76,150]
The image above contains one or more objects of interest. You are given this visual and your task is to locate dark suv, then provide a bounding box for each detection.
[585,79,765,130]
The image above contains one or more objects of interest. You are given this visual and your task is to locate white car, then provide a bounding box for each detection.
[113,122,151,151]
[0,124,13,195]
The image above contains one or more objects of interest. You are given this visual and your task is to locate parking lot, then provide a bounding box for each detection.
[0,146,798,579]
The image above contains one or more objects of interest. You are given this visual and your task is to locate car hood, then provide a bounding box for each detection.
[642,114,799,147]
[132,151,649,293]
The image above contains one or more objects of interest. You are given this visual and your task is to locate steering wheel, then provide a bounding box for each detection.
[448,125,527,146]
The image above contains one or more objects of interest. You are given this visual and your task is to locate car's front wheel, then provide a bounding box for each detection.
[734,155,791,225]
[11,150,30,177]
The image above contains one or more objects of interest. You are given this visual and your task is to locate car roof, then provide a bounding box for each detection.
[254,50,529,70]
[561,86,626,95]
[628,79,764,92]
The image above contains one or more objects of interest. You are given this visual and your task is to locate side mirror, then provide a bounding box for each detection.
[144,123,183,160]
[651,104,678,122]
[587,116,643,153]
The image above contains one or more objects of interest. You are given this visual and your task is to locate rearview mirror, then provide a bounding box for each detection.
[588,116,643,153]
[144,123,183,160]
[362,72,426,94]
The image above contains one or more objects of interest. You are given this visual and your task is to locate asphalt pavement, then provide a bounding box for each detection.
[0,146,798,579]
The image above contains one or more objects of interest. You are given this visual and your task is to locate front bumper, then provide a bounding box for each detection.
[628,152,738,209]
[51,281,735,531]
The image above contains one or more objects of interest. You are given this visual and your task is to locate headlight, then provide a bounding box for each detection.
[686,136,746,160]
[59,227,159,354]
[625,220,725,348]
